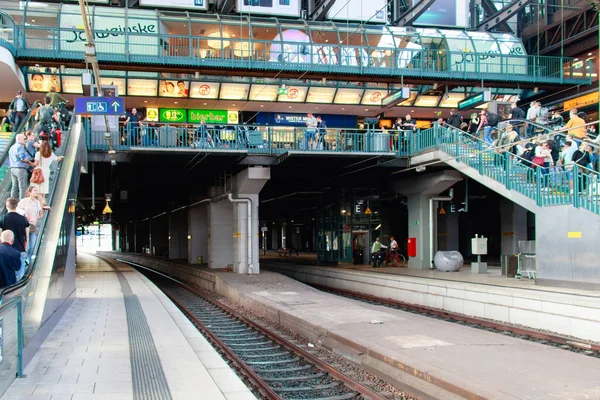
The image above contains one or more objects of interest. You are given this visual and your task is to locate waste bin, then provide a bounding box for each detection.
[433,251,464,272]
[501,255,518,277]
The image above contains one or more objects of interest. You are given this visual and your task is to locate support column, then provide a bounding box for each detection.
[150,215,168,256]
[500,200,528,256]
[207,201,233,269]
[188,204,208,265]
[438,207,459,251]
[169,210,189,261]
[394,171,462,270]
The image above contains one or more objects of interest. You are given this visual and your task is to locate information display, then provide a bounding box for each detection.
[334,88,362,105]
[236,0,301,18]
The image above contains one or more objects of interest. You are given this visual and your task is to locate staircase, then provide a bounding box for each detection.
[410,125,600,215]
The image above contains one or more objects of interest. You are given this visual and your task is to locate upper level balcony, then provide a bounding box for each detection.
[0,3,591,87]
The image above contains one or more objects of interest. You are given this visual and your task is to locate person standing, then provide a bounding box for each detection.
[18,186,44,261]
[564,109,586,143]
[124,108,142,145]
[0,198,30,281]
[46,87,67,107]
[305,113,317,150]
[9,133,34,200]
[447,110,462,129]
[31,140,64,207]
[8,90,30,131]
[371,237,387,267]
[0,230,22,287]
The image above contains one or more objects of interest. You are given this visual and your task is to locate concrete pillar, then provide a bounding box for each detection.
[207,201,233,269]
[394,171,462,270]
[150,215,168,256]
[500,200,528,256]
[168,210,189,261]
[188,204,209,265]
[438,206,459,251]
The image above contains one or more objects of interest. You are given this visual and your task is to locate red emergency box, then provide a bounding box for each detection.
[407,237,417,257]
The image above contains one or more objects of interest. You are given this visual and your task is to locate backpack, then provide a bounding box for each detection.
[49,127,61,149]
[486,112,499,127]
[38,105,54,125]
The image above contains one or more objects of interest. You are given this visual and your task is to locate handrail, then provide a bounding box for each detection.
[0,115,77,301]
[0,100,41,172]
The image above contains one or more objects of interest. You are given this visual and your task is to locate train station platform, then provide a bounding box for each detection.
[105,252,600,400]
[2,253,255,400]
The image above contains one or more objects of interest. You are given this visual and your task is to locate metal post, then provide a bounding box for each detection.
[17,300,23,378]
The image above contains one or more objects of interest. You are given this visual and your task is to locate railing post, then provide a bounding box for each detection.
[573,165,580,208]
[505,152,511,189]
[477,141,483,174]
[535,167,542,206]
[17,300,23,378]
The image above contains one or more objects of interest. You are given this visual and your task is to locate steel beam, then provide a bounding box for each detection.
[310,0,338,20]
[480,0,513,32]
[477,0,530,31]
[219,0,237,14]
[394,0,437,25]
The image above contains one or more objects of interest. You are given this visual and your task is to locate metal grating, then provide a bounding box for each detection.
[112,267,173,400]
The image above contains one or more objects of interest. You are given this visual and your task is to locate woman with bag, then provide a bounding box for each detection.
[31,139,63,206]
[17,186,44,261]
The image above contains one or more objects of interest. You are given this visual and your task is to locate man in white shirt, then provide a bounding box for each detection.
[526,102,539,138]
[305,113,317,150]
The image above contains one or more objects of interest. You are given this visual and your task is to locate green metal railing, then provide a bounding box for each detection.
[6,24,590,85]
[0,297,23,395]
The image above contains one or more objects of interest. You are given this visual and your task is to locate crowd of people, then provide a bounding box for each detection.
[1,90,67,288]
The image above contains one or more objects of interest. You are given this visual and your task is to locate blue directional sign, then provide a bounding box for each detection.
[75,97,125,115]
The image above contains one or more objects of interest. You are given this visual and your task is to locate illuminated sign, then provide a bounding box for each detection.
[127,79,157,96]
[236,0,301,18]
[228,111,239,124]
[139,0,208,10]
[334,88,362,105]
[159,108,187,123]
[306,87,336,104]
[362,89,387,105]
[220,83,250,100]
[277,86,308,102]
[28,74,61,92]
[61,76,83,94]
[458,90,492,110]
[564,92,599,110]
[274,114,308,125]
[249,85,279,101]
[277,87,288,95]
[160,80,189,98]
[146,108,159,122]
[190,82,219,99]
[381,88,411,109]
[187,109,228,124]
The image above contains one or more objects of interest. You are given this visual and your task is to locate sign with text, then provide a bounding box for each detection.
[75,97,125,115]
[334,88,362,105]
[190,82,219,99]
[188,109,228,124]
[160,80,189,98]
[250,84,279,101]
[159,108,187,123]
[362,89,387,105]
[101,77,126,96]
[127,79,158,96]
[274,113,308,125]
[236,0,301,17]
[277,86,308,102]
[220,83,250,100]
[564,92,599,110]
[146,108,159,122]
[140,0,208,10]
[381,87,410,109]
[306,87,336,104]
[61,76,83,94]
[458,90,491,110]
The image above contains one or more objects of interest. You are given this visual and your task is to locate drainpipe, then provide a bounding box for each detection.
[429,188,454,270]
[227,194,253,275]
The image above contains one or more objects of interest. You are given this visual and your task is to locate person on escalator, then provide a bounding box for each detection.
[0,230,22,287]
[34,96,54,136]
[0,198,29,281]
[18,186,44,262]
[9,91,30,132]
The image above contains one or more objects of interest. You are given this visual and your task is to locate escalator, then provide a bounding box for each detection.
[0,111,87,393]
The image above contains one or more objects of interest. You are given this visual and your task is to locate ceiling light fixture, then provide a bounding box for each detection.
[203,102,207,105]
[174,101,178,104]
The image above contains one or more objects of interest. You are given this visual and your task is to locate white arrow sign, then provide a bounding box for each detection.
[111,101,120,112]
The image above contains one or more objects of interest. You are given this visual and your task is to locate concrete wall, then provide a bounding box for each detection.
[188,205,208,265]
[208,201,233,268]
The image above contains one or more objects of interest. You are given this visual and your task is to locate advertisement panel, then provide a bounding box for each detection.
[236,0,301,18]
[220,83,250,100]
[159,80,190,98]
[361,89,387,105]
[159,108,187,123]
[413,0,469,28]
[61,76,83,94]
[306,87,336,104]
[249,84,279,102]
[139,0,208,10]
[101,77,126,96]
[127,79,158,96]
[327,0,387,23]
[277,86,308,102]
[334,88,362,104]
[146,108,159,122]
[228,111,239,124]
[28,74,61,92]
[274,113,309,125]
[189,82,220,99]
[188,109,228,124]
[59,5,160,55]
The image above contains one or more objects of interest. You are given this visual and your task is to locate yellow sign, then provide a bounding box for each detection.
[102,202,113,215]
[439,207,446,215]
[364,207,372,215]
[564,92,599,111]
[233,232,242,238]
[227,111,239,124]
[146,108,159,122]
[567,231,582,239]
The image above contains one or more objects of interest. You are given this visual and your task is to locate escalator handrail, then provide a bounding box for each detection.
[0,115,77,299]
[0,100,42,168]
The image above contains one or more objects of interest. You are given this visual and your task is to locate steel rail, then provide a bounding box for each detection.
[309,283,600,355]
[106,256,390,400]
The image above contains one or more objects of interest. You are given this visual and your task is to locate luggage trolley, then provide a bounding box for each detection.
[516,240,536,279]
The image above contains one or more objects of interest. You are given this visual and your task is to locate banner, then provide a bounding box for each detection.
[190,82,220,99]
[334,88,362,104]
[188,109,228,124]
[277,86,308,102]
[127,79,157,96]
[28,74,61,92]
[159,108,187,123]
[61,76,83,94]
[220,83,250,100]
[236,0,301,18]
[139,0,208,10]
[306,87,336,104]
[249,84,279,101]
[159,80,189,98]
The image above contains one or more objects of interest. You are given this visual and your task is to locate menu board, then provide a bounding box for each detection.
[334,88,362,105]
[220,83,250,100]
[61,76,83,94]
[361,89,387,105]
[127,79,158,96]
[306,87,336,104]
[189,82,220,99]
[159,80,190,98]
[277,86,308,102]
[28,74,61,92]
[101,77,126,96]
[249,84,279,102]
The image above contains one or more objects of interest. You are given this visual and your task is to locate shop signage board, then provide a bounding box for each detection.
[564,92,599,110]
[362,89,387,105]
[277,86,308,102]
[127,79,158,96]
[188,109,228,124]
[250,85,279,101]
[190,82,220,99]
[458,90,491,110]
[61,76,83,94]
[334,88,362,105]
[159,108,187,123]
[306,87,336,104]
[220,83,250,100]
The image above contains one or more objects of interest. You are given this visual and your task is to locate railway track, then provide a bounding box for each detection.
[112,258,392,400]
[308,283,600,358]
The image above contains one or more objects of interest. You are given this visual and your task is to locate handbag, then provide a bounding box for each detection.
[532,156,545,167]
[30,168,45,184]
